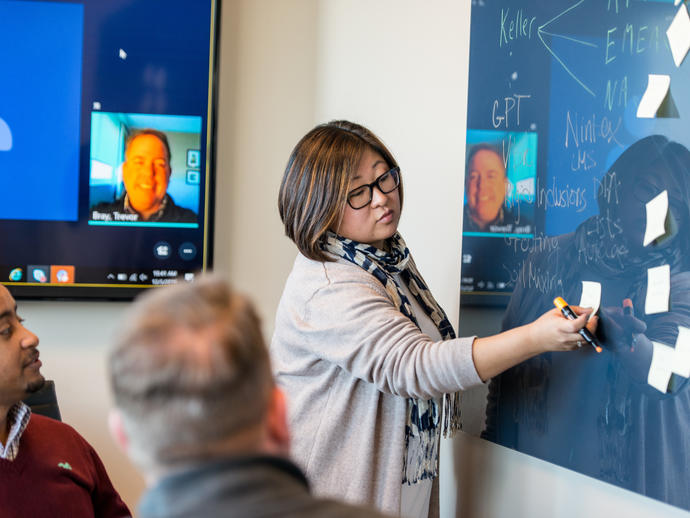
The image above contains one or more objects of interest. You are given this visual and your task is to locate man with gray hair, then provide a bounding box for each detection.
[108,275,391,517]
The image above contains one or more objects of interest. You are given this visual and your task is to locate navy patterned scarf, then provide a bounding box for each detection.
[323,231,461,484]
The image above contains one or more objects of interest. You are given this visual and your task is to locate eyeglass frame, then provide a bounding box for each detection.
[346,166,401,210]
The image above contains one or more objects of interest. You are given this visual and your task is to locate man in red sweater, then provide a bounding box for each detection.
[0,283,131,518]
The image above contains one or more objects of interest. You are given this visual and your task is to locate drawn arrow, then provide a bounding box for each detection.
[537,0,598,97]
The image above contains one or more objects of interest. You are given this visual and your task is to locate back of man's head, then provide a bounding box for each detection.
[108,275,274,474]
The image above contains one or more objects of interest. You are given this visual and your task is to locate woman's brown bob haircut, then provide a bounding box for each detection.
[278,120,403,262]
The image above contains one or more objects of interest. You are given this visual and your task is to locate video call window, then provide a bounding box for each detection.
[463,129,537,238]
[88,112,201,228]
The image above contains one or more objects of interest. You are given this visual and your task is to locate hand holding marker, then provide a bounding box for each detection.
[553,297,602,353]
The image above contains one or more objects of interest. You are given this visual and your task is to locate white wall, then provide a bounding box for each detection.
[18,1,688,517]
[20,301,144,508]
[212,0,320,306]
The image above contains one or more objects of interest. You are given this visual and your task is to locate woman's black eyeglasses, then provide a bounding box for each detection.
[346,167,400,210]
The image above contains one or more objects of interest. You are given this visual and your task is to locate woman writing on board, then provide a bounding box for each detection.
[270,120,597,518]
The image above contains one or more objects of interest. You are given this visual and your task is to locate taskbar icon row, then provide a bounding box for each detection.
[8,265,75,284]
[4,266,196,286]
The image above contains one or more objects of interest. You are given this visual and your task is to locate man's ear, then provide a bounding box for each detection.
[108,409,129,453]
[265,386,290,455]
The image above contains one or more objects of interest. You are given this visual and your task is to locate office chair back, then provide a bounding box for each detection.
[23,380,62,421]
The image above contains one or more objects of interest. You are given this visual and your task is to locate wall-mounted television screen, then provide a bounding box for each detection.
[0,0,219,299]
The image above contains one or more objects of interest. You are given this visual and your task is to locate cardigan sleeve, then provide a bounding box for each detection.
[298,267,483,399]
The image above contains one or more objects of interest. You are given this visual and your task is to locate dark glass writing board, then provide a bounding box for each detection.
[461,0,690,510]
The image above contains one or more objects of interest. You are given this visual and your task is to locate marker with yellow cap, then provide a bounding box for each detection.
[553,296,602,353]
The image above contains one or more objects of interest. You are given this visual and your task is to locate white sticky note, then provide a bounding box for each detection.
[645,264,670,314]
[643,190,669,246]
[579,281,601,316]
[637,75,671,118]
[648,341,675,392]
[673,326,690,378]
[667,4,690,67]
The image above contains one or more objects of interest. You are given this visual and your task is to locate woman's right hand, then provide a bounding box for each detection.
[527,306,598,354]
[472,305,598,381]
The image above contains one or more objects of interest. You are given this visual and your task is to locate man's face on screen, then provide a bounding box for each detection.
[466,149,507,229]
[122,134,171,219]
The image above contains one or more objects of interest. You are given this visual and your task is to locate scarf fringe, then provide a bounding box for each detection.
[443,392,463,437]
